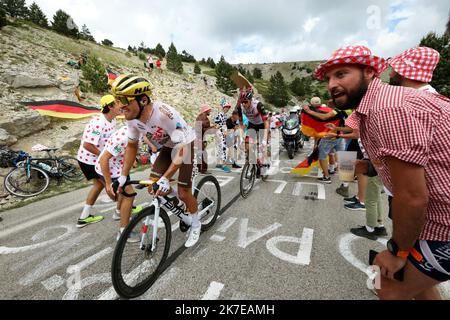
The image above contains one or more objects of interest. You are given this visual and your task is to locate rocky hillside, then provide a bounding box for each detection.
[0,20,230,154]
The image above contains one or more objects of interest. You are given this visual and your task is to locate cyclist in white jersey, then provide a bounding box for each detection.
[109,75,201,248]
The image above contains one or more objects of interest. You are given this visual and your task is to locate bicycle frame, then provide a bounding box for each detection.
[142,185,216,252]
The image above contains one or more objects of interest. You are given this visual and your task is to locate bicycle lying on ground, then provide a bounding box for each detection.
[111,174,221,299]
[3,145,84,198]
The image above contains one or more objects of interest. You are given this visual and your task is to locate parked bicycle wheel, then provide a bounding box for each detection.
[194,175,221,231]
[240,163,256,199]
[58,156,84,181]
[4,165,50,197]
[111,206,171,299]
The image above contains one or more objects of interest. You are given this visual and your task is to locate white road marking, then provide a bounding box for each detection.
[0,225,76,255]
[201,281,225,300]
[238,219,282,249]
[266,180,288,194]
[64,273,111,300]
[210,235,226,242]
[0,203,84,239]
[67,247,113,274]
[215,176,235,187]
[292,182,326,200]
[217,217,238,233]
[41,275,65,291]
[266,228,314,265]
[138,267,180,300]
[338,233,450,299]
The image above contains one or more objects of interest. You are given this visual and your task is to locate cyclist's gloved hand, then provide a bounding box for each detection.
[156,177,170,194]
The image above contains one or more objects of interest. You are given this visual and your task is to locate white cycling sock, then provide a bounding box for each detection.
[80,205,92,220]
[120,227,125,233]
[342,183,349,187]
[365,226,375,232]
[329,164,335,171]
[191,213,200,229]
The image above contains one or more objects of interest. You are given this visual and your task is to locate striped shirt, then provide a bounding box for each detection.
[347,78,450,241]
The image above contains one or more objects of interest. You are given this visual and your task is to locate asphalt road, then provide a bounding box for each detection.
[0,137,449,300]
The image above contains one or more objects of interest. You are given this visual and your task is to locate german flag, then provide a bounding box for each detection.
[107,69,118,86]
[291,146,320,175]
[301,106,341,138]
[21,100,101,119]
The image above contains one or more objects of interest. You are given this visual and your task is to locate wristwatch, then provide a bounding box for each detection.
[387,239,410,259]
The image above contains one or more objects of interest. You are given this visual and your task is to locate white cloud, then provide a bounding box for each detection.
[25,0,449,63]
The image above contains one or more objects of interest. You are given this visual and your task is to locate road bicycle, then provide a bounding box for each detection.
[240,142,270,199]
[111,174,221,299]
[3,145,84,198]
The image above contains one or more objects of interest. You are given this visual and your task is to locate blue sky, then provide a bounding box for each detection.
[26,0,449,63]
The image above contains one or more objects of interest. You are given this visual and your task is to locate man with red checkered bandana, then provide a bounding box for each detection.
[314,45,450,300]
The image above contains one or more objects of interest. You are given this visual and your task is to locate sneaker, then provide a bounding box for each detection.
[222,166,231,173]
[215,164,223,169]
[328,169,336,175]
[317,176,332,184]
[132,206,144,215]
[344,195,359,204]
[232,163,242,169]
[185,225,201,248]
[112,211,121,221]
[350,226,377,240]
[344,201,366,211]
[374,226,388,237]
[336,185,350,197]
[77,215,104,228]
[116,231,140,243]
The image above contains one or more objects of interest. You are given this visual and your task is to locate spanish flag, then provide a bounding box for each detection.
[301,106,341,138]
[22,100,101,119]
[290,146,320,175]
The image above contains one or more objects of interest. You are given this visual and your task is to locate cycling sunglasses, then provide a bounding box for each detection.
[117,96,137,106]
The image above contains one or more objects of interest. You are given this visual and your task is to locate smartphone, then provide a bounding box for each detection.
[368,250,405,282]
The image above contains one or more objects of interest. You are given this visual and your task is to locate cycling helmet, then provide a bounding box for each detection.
[239,87,254,101]
[111,74,152,98]
[111,74,152,120]
[100,95,115,109]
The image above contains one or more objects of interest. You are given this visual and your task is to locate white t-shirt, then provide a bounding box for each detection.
[127,101,195,148]
[77,115,116,165]
[95,126,129,179]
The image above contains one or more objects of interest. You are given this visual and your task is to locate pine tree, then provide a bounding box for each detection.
[267,71,290,108]
[27,2,48,27]
[215,56,237,95]
[166,43,184,74]
[0,7,7,29]
[154,43,166,59]
[419,32,450,97]
[81,54,108,94]
[80,24,95,42]
[0,0,28,19]
[194,62,201,74]
[252,67,262,79]
[102,39,113,46]
[290,77,305,97]
[52,9,79,38]
[206,57,216,69]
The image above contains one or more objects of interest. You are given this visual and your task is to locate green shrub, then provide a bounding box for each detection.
[138,51,146,61]
[81,54,108,94]
[0,8,7,29]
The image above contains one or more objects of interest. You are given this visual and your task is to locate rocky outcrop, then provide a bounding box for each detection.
[3,73,57,89]
[0,112,50,139]
[0,128,17,146]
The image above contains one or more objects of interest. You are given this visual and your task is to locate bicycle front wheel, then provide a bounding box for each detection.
[59,156,84,182]
[194,175,221,231]
[4,165,50,197]
[111,206,171,299]
[240,163,256,199]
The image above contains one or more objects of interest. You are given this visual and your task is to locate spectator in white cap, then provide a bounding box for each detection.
[388,47,440,93]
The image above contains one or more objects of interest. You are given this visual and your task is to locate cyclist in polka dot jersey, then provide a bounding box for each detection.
[76,95,121,228]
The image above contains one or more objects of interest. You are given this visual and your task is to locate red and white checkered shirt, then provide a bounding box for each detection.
[349,78,450,241]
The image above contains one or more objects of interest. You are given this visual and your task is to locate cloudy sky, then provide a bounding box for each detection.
[26,0,449,63]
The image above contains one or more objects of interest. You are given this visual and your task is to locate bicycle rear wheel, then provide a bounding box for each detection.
[194,175,221,231]
[111,206,171,299]
[240,163,256,199]
[4,165,50,197]
[59,156,84,182]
